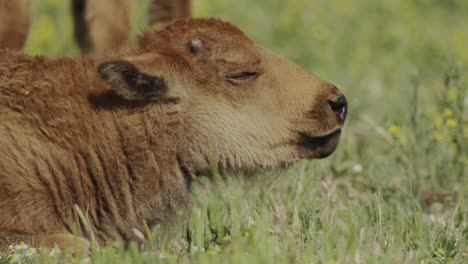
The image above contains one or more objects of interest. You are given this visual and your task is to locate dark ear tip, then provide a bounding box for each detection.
[97,62,111,80]
[97,61,112,72]
[96,59,168,101]
[97,60,137,79]
[97,60,121,80]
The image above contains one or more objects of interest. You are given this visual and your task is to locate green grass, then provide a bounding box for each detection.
[2,0,467,263]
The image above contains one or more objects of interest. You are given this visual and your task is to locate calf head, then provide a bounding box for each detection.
[97,18,347,175]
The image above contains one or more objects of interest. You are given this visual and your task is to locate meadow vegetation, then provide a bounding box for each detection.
[1,0,467,263]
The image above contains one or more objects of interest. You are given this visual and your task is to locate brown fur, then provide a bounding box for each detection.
[0,18,346,251]
[0,0,191,54]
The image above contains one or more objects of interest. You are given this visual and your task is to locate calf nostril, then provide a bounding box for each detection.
[328,94,348,121]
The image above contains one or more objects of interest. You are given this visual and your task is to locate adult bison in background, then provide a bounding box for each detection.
[0,0,191,54]
[0,18,347,252]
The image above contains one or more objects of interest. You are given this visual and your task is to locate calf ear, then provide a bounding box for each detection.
[97,60,167,101]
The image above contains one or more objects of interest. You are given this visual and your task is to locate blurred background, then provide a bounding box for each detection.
[17,0,468,262]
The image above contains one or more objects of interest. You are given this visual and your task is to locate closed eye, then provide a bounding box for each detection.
[226,71,258,80]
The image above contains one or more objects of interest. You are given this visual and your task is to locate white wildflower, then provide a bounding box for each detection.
[25,247,38,258]
[192,246,199,253]
[14,242,29,251]
[49,247,62,256]
[352,163,364,173]
[191,246,205,253]
[10,253,20,263]
[247,216,256,227]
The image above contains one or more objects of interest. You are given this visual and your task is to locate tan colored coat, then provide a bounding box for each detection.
[0,18,347,252]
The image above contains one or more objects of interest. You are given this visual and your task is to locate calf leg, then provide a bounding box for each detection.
[72,0,133,54]
[0,233,90,256]
[38,233,90,256]
[148,0,191,26]
[0,0,32,50]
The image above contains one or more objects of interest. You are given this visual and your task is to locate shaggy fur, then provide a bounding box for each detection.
[0,18,346,252]
[0,0,191,54]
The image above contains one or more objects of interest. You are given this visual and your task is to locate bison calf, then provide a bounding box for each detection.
[0,18,347,251]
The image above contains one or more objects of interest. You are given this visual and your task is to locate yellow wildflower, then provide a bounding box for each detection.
[435,115,444,128]
[451,143,458,152]
[457,156,467,164]
[437,248,445,255]
[388,125,401,137]
[447,87,458,101]
[206,250,217,256]
[443,108,453,118]
[433,131,446,142]
[446,119,457,129]
[46,0,61,8]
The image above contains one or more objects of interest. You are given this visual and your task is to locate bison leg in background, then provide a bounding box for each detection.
[72,0,133,54]
[0,0,32,50]
[148,0,191,25]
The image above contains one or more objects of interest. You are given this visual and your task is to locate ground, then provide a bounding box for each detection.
[1,0,467,263]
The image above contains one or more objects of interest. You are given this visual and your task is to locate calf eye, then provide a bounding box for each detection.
[226,71,258,81]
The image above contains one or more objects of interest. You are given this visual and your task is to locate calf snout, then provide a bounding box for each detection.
[328,92,347,123]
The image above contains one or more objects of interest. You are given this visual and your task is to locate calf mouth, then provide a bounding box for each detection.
[296,128,342,159]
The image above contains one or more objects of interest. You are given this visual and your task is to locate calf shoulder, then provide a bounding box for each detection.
[0,52,191,244]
